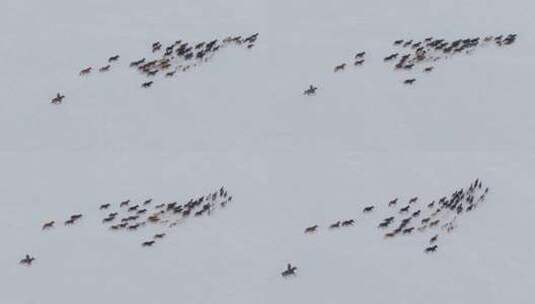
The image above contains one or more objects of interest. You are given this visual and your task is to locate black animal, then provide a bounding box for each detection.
[404,78,416,85]
[304,85,318,96]
[99,65,111,72]
[402,227,414,234]
[304,225,318,233]
[425,245,438,253]
[143,199,152,205]
[427,201,435,208]
[409,197,418,204]
[19,254,35,266]
[354,59,365,66]
[424,66,434,72]
[329,221,341,229]
[64,218,75,225]
[128,205,139,212]
[342,219,355,226]
[108,55,120,62]
[363,206,375,213]
[99,203,110,210]
[399,205,410,213]
[281,264,297,277]
[334,63,346,72]
[51,93,65,104]
[412,210,421,217]
[430,234,438,243]
[42,221,55,230]
[394,40,403,45]
[141,81,154,88]
[120,200,130,207]
[355,51,366,58]
[388,198,398,207]
[154,233,166,239]
[384,53,398,61]
[142,240,155,247]
[130,58,145,67]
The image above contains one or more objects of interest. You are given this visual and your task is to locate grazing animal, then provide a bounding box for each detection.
[154,233,166,239]
[384,53,398,61]
[355,51,366,58]
[424,66,434,72]
[143,199,152,205]
[64,218,75,225]
[363,206,375,213]
[378,221,390,228]
[79,67,92,75]
[42,221,55,230]
[429,220,440,227]
[304,225,318,233]
[409,197,418,204]
[329,221,341,229]
[128,205,139,212]
[165,70,176,77]
[394,40,403,45]
[130,58,145,67]
[402,227,414,234]
[388,198,398,207]
[303,85,318,96]
[427,201,435,208]
[99,65,110,72]
[19,254,35,266]
[137,209,147,214]
[102,216,115,223]
[99,203,110,210]
[425,245,438,253]
[430,235,438,243]
[108,212,118,217]
[71,214,82,220]
[51,93,65,104]
[120,200,130,207]
[404,78,416,85]
[108,55,120,62]
[342,219,355,226]
[421,217,431,224]
[354,59,365,66]
[334,63,346,72]
[155,203,165,209]
[142,240,155,247]
[281,264,297,277]
[384,232,396,238]
[141,81,153,88]
[412,210,421,217]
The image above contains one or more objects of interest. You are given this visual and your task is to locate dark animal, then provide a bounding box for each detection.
[141,81,154,88]
[354,59,365,66]
[430,234,438,243]
[304,225,318,233]
[42,221,55,230]
[404,78,416,85]
[281,264,297,277]
[165,70,176,77]
[355,51,366,58]
[394,40,404,45]
[143,199,152,205]
[329,221,341,229]
[399,205,410,213]
[363,206,375,213]
[412,210,421,217]
[120,200,130,207]
[64,218,75,225]
[155,203,165,209]
[102,216,115,223]
[429,220,440,227]
[19,254,35,266]
[304,85,318,96]
[99,203,110,210]
[130,58,145,67]
[108,55,120,62]
[128,205,139,212]
[51,93,65,104]
[409,197,418,204]
[342,219,355,226]
[334,63,346,72]
[424,66,434,72]
[402,227,414,234]
[384,232,396,238]
[79,67,92,75]
[384,53,398,61]
[154,233,166,239]
[388,198,398,207]
[137,209,147,214]
[99,65,110,72]
[142,240,155,247]
[425,245,438,253]
[427,201,435,208]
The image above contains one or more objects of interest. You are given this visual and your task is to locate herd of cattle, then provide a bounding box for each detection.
[286,178,490,277]
[50,33,259,104]
[20,187,232,266]
[305,33,517,95]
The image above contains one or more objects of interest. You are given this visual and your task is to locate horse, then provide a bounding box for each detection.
[304,85,317,96]
[19,255,35,266]
[334,63,346,72]
[42,221,55,230]
[79,67,92,76]
[51,93,65,104]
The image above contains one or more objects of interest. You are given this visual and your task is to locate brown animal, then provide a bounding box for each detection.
[79,67,92,75]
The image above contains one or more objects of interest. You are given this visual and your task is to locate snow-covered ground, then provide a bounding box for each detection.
[1,0,533,303]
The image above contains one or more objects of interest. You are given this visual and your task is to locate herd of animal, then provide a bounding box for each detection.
[305,33,517,95]
[290,178,490,277]
[50,33,259,104]
[20,187,232,266]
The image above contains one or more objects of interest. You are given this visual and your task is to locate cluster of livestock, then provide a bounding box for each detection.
[20,187,232,265]
[305,33,517,94]
[51,33,259,104]
[290,179,490,277]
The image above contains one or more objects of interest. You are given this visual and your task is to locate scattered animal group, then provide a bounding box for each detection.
[23,187,232,266]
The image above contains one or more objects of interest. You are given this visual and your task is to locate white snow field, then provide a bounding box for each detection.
[1,0,534,303]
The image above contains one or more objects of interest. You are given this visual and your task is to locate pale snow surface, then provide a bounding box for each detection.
[0,0,534,303]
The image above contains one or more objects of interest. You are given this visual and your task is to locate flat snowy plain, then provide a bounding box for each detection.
[0,0,533,303]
